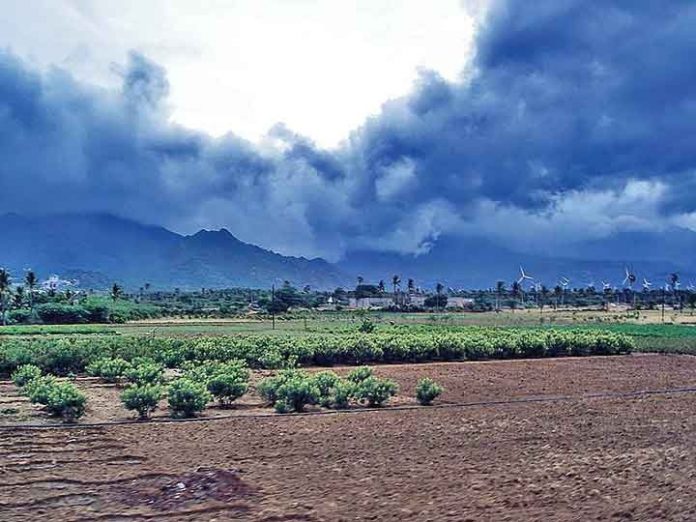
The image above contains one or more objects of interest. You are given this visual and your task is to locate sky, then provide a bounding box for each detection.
[0,0,481,147]
[0,0,695,261]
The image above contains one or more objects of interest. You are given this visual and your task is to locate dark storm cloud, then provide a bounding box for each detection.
[1,0,696,259]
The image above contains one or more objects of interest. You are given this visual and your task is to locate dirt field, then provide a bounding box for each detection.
[2,354,696,520]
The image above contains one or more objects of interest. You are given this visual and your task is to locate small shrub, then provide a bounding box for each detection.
[121,385,164,420]
[358,318,376,333]
[126,361,165,386]
[331,379,355,409]
[86,357,131,383]
[167,378,211,418]
[274,376,320,413]
[273,399,292,413]
[11,364,42,387]
[45,382,87,423]
[24,376,58,405]
[256,369,306,405]
[347,366,373,384]
[207,373,248,407]
[354,377,398,407]
[415,378,443,406]
[312,371,340,407]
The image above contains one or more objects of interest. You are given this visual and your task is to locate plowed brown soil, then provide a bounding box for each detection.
[2,354,696,521]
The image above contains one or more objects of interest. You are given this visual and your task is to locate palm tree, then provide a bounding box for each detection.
[407,278,415,294]
[391,275,401,307]
[495,281,505,312]
[670,273,680,309]
[539,285,550,315]
[435,282,445,312]
[553,285,563,309]
[357,276,364,287]
[25,269,37,313]
[511,281,522,311]
[13,286,25,308]
[111,283,123,303]
[0,268,11,326]
[378,280,385,293]
[392,275,401,295]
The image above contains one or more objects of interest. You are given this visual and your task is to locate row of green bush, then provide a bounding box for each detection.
[0,328,634,377]
[12,359,443,423]
[12,365,87,422]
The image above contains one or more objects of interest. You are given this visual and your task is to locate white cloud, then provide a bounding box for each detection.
[0,0,483,147]
[460,179,670,249]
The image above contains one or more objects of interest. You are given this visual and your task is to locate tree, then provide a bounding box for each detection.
[407,278,415,294]
[495,281,505,312]
[25,270,37,313]
[539,285,550,315]
[435,283,445,312]
[377,280,385,294]
[511,281,522,311]
[111,283,123,303]
[392,275,401,295]
[357,276,364,287]
[13,286,25,308]
[0,268,11,326]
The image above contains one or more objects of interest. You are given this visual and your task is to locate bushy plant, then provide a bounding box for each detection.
[167,378,211,418]
[415,378,443,406]
[358,318,376,333]
[347,366,373,384]
[256,368,306,405]
[86,357,131,383]
[354,376,398,407]
[331,379,355,409]
[125,360,164,385]
[24,375,58,405]
[11,364,42,387]
[273,375,320,413]
[44,382,87,423]
[312,371,340,407]
[207,373,248,407]
[121,384,164,420]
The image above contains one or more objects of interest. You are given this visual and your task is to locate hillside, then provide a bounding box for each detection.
[0,214,349,290]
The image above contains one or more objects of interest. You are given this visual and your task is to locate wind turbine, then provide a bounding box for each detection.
[622,266,637,289]
[517,266,534,288]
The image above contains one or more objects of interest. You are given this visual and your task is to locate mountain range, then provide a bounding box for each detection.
[0,213,694,290]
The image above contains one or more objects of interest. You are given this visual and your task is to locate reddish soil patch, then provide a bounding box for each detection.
[2,354,696,520]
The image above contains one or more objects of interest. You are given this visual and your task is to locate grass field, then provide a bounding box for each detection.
[3,309,696,353]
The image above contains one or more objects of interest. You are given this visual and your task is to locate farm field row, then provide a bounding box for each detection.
[2,354,696,520]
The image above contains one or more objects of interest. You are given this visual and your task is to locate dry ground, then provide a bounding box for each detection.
[2,354,696,520]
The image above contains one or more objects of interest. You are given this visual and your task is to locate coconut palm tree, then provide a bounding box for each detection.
[435,282,445,312]
[0,268,11,326]
[392,275,401,295]
[511,281,522,311]
[111,283,123,303]
[495,281,505,312]
[13,286,25,308]
[25,269,37,313]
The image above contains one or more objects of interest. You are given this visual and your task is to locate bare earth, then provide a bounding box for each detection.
[2,354,696,521]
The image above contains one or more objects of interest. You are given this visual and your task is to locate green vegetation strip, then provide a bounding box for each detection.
[0,328,633,377]
[3,385,694,431]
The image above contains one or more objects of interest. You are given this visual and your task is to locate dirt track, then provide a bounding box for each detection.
[2,354,696,520]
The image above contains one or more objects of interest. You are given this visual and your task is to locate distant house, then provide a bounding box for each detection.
[446,296,475,308]
[407,295,427,307]
[348,297,395,309]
